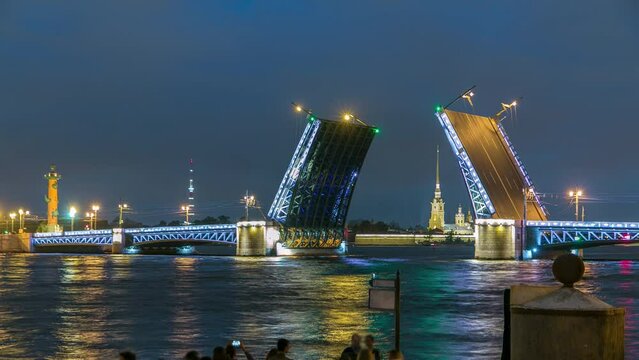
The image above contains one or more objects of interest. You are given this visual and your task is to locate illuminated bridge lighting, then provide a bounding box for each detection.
[31,224,239,248]
[526,220,639,249]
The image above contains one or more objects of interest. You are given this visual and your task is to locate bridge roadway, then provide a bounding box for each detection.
[31,224,238,251]
[439,109,547,221]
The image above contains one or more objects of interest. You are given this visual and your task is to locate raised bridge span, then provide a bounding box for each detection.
[436,106,634,260]
[26,109,377,256]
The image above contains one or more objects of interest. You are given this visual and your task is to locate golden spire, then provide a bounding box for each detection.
[435,145,441,197]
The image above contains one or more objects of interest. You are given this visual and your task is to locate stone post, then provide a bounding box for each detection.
[510,254,624,359]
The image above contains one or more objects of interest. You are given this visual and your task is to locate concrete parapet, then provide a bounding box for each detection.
[0,233,32,253]
[475,219,520,259]
[510,254,624,359]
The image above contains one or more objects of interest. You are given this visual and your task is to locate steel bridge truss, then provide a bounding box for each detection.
[436,111,494,218]
[268,116,375,248]
[32,230,113,246]
[278,227,343,248]
[528,221,639,247]
[31,225,237,248]
[269,118,322,223]
[127,225,237,245]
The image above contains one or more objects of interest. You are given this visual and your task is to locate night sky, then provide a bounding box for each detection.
[1,1,638,225]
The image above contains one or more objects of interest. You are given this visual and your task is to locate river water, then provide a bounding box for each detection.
[0,246,637,359]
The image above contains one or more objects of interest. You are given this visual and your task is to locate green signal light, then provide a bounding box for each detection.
[435,105,443,113]
[373,128,380,134]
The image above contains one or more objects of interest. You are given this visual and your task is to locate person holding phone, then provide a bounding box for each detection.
[225,340,255,360]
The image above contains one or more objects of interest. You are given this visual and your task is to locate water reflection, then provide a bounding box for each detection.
[166,257,201,359]
[316,273,370,357]
[2,248,639,358]
[0,255,31,357]
[54,256,109,359]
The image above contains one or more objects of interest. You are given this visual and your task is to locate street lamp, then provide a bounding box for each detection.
[92,205,100,229]
[242,191,256,220]
[568,189,583,222]
[118,203,129,227]
[69,207,77,231]
[495,99,518,119]
[85,212,95,230]
[17,209,29,233]
[9,212,16,233]
[181,205,192,225]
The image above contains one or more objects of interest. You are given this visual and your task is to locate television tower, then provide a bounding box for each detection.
[187,158,195,216]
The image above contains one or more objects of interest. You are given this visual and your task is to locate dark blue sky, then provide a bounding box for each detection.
[1,1,637,225]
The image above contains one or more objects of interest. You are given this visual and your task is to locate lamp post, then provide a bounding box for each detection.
[521,187,533,259]
[18,209,29,233]
[9,212,16,233]
[181,205,192,225]
[69,207,77,231]
[242,191,256,221]
[568,190,583,222]
[118,203,128,227]
[92,205,100,229]
[85,212,95,230]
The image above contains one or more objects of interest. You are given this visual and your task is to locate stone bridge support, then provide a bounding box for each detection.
[112,228,124,254]
[0,233,32,253]
[236,221,279,256]
[475,219,520,260]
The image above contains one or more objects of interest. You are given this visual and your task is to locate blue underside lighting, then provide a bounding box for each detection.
[123,246,140,254]
[177,246,194,255]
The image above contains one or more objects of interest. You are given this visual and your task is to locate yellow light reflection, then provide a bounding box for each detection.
[0,254,31,357]
[317,274,370,355]
[54,256,108,359]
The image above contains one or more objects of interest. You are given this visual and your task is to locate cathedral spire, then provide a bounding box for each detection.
[428,145,445,230]
[434,145,441,198]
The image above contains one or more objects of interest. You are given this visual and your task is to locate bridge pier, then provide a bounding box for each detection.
[236,221,279,256]
[475,219,521,260]
[112,228,124,254]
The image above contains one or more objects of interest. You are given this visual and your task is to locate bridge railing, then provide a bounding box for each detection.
[31,224,239,247]
[32,229,113,238]
[32,230,113,246]
[125,224,238,245]
[527,220,639,247]
[124,224,236,234]
[527,220,639,229]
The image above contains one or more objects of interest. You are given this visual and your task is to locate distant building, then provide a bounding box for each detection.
[445,205,473,235]
[427,146,473,234]
[455,204,465,227]
[428,146,445,231]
